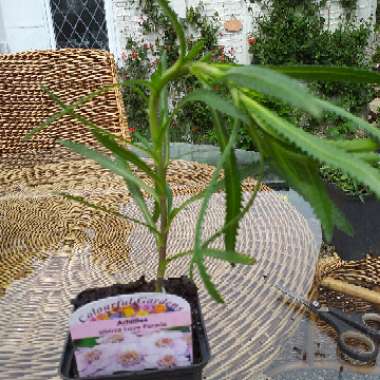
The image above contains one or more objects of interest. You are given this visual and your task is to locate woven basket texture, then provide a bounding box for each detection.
[0,157,318,379]
[317,254,380,313]
[0,48,129,168]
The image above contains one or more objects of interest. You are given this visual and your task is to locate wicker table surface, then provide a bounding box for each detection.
[0,159,319,380]
[266,251,380,380]
[267,314,380,380]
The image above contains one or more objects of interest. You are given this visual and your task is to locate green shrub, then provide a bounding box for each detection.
[250,0,373,127]
[248,0,377,195]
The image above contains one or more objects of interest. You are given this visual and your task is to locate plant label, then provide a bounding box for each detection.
[69,293,193,377]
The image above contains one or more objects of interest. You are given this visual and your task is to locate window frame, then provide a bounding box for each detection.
[44,0,121,61]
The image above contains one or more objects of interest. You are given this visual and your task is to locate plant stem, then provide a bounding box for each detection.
[149,0,191,292]
[156,193,169,292]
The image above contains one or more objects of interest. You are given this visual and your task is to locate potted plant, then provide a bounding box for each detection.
[321,162,380,260]
[28,1,380,378]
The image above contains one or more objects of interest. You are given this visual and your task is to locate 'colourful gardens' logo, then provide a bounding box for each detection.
[70,293,192,377]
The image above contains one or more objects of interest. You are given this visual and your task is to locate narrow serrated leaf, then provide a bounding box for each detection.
[224,65,322,117]
[197,261,224,303]
[90,127,161,184]
[58,140,159,201]
[271,65,380,84]
[204,249,255,265]
[240,95,380,200]
[60,193,158,234]
[328,138,379,152]
[152,200,160,223]
[181,89,250,124]
[211,113,242,251]
[352,152,380,165]
[186,39,205,61]
[115,157,156,228]
[194,126,238,250]
[255,135,352,240]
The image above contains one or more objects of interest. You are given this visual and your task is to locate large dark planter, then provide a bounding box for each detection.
[60,277,210,380]
[326,184,380,260]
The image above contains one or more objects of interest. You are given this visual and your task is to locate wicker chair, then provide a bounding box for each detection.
[0,49,129,168]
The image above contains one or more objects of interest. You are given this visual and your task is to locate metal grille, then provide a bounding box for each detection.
[50,0,109,50]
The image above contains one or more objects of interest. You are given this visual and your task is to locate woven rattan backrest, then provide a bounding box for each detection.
[0,49,129,167]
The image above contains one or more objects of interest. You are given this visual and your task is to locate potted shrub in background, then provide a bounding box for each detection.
[29,1,380,378]
[321,163,380,260]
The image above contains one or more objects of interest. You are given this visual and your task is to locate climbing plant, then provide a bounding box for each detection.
[340,0,358,14]
[120,1,234,143]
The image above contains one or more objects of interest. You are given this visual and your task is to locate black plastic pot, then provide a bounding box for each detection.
[59,277,210,380]
[326,184,380,260]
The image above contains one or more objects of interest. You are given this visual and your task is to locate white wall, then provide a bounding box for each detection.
[112,0,260,64]
[0,0,377,60]
[112,0,378,64]
[0,2,6,52]
[0,0,53,53]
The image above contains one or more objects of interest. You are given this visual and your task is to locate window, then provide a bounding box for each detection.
[50,0,109,50]
[0,3,8,52]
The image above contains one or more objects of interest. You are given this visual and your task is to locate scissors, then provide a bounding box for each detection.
[274,283,380,362]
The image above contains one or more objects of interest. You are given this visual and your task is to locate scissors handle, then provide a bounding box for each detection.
[317,308,379,362]
[337,330,379,362]
[361,313,380,341]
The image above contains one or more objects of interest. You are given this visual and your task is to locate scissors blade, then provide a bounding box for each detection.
[273,283,313,309]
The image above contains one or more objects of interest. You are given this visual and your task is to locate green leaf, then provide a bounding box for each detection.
[200,51,213,63]
[204,249,255,265]
[180,89,250,124]
[129,141,158,162]
[240,94,380,201]
[169,179,224,223]
[157,0,187,59]
[197,260,224,303]
[315,98,380,143]
[352,152,380,165]
[256,136,352,240]
[271,65,380,84]
[25,80,151,140]
[158,53,170,167]
[152,200,160,223]
[193,125,238,252]
[189,126,241,299]
[202,165,265,248]
[186,39,205,61]
[178,87,260,244]
[131,133,159,162]
[28,89,161,228]
[115,157,156,229]
[211,113,242,252]
[224,65,322,117]
[58,140,159,201]
[73,337,98,348]
[165,183,173,215]
[89,127,161,185]
[59,193,159,234]
[328,138,379,152]
[182,85,242,252]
